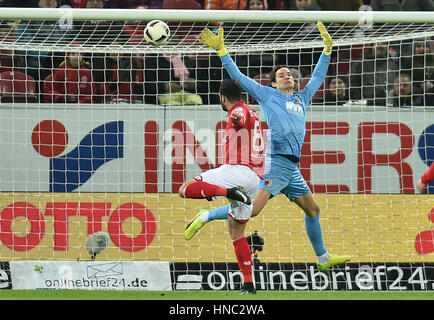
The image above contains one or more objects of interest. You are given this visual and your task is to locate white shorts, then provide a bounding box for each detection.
[195,164,260,222]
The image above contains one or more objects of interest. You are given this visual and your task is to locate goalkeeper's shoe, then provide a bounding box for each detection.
[317,253,351,271]
[227,186,251,205]
[184,209,207,240]
[239,282,256,295]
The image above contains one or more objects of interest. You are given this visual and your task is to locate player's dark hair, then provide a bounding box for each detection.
[395,73,411,83]
[219,79,244,102]
[269,65,291,85]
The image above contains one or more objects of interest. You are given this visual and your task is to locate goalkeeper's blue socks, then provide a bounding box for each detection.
[304,214,328,260]
[202,204,230,223]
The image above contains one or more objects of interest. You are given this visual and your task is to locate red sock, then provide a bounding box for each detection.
[184,180,227,199]
[233,237,253,283]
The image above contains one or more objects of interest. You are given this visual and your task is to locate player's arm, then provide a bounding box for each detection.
[299,22,332,103]
[422,163,434,184]
[199,27,228,57]
[417,162,434,192]
[199,27,273,103]
[318,21,333,56]
[230,107,247,128]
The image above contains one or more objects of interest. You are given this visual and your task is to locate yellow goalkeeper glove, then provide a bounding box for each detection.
[199,26,229,57]
[317,21,333,56]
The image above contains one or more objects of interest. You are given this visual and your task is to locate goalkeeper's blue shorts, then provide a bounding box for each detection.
[259,154,311,202]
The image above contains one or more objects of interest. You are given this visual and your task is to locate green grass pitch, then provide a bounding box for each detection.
[1,289,434,300]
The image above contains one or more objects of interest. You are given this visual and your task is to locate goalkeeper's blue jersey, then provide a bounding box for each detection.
[221,53,330,160]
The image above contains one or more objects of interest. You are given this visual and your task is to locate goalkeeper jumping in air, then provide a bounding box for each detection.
[186,21,350,273]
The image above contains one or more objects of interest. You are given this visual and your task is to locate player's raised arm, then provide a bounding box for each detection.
[199,26,272,103]
[299,22,333,103]
[199,27,228,57]
[417,162,434,193]
[230,109,246,128]
[318,21,333,56]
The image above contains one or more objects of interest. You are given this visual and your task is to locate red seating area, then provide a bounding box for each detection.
[0,4,431,107]
[0,70,37,103]
[162,0,201,9]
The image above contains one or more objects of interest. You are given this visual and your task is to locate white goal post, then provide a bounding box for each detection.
[0,8,434,53]
[0,8,433,292]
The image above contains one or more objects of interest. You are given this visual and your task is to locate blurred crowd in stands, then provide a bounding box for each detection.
[0,0,433,107]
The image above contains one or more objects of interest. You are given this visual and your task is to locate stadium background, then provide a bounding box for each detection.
[0,0,434,293]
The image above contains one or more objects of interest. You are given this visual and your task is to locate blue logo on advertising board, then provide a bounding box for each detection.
[31,120,124,192]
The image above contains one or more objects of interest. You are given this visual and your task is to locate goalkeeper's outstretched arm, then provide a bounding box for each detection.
[199,26,272,103]
[298,22,333,102]
[199,21,333,57]
[317,21,333,56]
[199,27,228,57]
[198,23,333,104]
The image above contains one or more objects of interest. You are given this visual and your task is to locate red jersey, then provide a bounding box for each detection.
[68,0,87,7]
[104,60,143,103]
[69,0,106,7]
[52,61,95,103]
[204,0,247,10]
[224,101,264,178]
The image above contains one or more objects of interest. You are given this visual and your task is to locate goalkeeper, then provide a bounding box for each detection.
[190,22,350,271]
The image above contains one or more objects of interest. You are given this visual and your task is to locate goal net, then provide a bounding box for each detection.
[0,7,433,291]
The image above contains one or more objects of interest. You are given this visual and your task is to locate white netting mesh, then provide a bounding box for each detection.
[0,20,433,54]
[0,9,434,53]
[0,9,433,292]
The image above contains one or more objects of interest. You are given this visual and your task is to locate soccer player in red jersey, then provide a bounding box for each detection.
[179,79,265,294]
[417,162,434,193]
[52,43,96,104]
